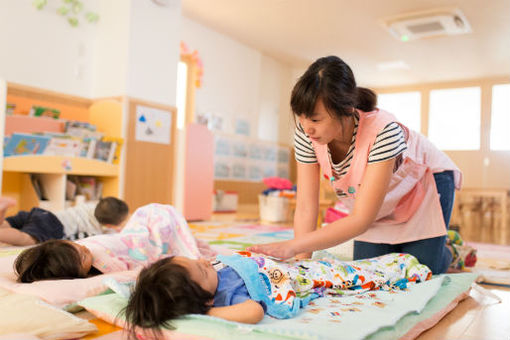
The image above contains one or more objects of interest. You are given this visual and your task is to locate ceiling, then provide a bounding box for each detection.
[182,0,510,87]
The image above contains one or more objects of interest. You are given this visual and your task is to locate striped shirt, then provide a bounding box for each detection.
[55,202,103,240]
[294,115,407,179]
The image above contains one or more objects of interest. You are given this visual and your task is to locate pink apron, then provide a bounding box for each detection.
[312,109,462,244]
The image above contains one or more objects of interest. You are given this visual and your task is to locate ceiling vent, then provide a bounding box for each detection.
[381,8,471,42]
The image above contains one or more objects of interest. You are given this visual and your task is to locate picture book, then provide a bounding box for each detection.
[79,137,98,158]
[3,133,51,156]
[43,136,82,157]
[93,139,116,163]
[101,136,124,164]
[65,120,101,138]
[29,105,61,119]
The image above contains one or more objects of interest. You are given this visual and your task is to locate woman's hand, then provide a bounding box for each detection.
[246,240,297,260]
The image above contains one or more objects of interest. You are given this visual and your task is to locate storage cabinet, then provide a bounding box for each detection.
[0,81,125,215]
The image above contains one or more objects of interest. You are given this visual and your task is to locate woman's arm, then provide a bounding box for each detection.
[248,158,395,259]
[292,162,321,258]
[206,299,265,324]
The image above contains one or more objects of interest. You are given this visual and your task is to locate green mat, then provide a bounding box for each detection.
[79,273,477,340]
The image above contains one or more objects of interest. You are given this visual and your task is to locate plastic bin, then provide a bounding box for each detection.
[258,194,289,222]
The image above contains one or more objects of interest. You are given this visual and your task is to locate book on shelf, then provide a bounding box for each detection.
[79,137,97,158]
[3,133,51,156]
[73,176,103,200]
[43,134,83,157]
[65,121,102,139]
[29,105,61,119]
[30,174,48,200]
[92,138,117,163]
[65,178,78,201]
[6,103,16,114]
[100,136,123,164]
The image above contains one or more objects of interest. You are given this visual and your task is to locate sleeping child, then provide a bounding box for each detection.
[123,251,432,338]
[0,196,129,246]
[14,203,215,283]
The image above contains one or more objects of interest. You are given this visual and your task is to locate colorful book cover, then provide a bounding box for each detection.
[43,136,82,157]
[80,137,97,158]
[93,140,115,162]
[101,136,124,164]
[29,105,61,119]
[3,133,51,156]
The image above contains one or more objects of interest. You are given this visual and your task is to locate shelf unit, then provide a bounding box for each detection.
[0,81,125,214]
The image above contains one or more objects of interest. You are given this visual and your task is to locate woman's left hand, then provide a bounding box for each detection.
[246,240,297,260]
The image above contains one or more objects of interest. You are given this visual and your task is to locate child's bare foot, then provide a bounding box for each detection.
[0,197,16,211]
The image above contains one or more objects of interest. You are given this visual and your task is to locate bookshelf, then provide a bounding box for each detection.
[0,81,125,215]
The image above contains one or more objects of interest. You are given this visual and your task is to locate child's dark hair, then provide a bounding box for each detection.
[123,257,214,340]
[14,240,85,283]
[94,196,129,226]
[291,55,377,119]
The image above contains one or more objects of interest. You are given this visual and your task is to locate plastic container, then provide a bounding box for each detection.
[258,194,289,222]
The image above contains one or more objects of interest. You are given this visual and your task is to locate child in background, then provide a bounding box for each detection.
[124,251,431,338]
[0,196,129,246]
[14,203,213,283]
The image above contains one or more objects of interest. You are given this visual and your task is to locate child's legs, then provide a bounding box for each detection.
[0,197,16,224]
[353,241,397,260]
[0,210,37,245]
[122,204,201,259]
[400,236,451,274]
[0,227,37,246]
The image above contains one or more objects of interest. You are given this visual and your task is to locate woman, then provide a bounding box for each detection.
[248,56,461,274]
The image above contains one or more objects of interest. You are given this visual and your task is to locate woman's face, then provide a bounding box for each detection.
[173,256,218,295]
[298,99,345,145]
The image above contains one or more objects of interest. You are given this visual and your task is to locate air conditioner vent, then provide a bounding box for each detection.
[381,8,471,42]
[408,22,444,34]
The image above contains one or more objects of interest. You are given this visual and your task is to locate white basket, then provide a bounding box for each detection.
[258,195,289,222]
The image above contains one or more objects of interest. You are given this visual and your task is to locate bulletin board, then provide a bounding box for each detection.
[123,98,177,210]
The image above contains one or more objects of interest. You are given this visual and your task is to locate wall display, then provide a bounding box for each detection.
[135,105,172,145]
[213,133,290,182]
[234,118,250,136]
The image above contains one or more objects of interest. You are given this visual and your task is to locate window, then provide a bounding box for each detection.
[377,91,421,132]
[175,61,188,130]
[490,84,510,150]
[428,87,481,150]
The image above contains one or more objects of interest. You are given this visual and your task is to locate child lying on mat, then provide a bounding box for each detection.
[124,251,432,338]
[0,196,129,246]
[14,203,215,283]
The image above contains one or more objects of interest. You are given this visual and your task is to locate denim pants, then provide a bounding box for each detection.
[353,171,455,274]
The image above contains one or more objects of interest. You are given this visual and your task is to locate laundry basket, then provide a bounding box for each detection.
[258,195,289,222]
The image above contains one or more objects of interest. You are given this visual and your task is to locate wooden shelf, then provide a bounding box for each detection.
[3,155,119,176]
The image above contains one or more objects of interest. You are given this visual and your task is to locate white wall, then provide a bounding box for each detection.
[258,56,287,142]
[125,0,181,106]
[181,17,260,138]
[181,17,294,145]
[0,0,98,97]
[91,0,130,98]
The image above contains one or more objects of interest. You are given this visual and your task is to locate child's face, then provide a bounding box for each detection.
[69,242,93,276]
[173,256,218,295]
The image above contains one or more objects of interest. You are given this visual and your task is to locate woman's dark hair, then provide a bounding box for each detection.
[123,257,214,340]
[14,240,85,283]
[94,196,129,226]
[291,55,377,119]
